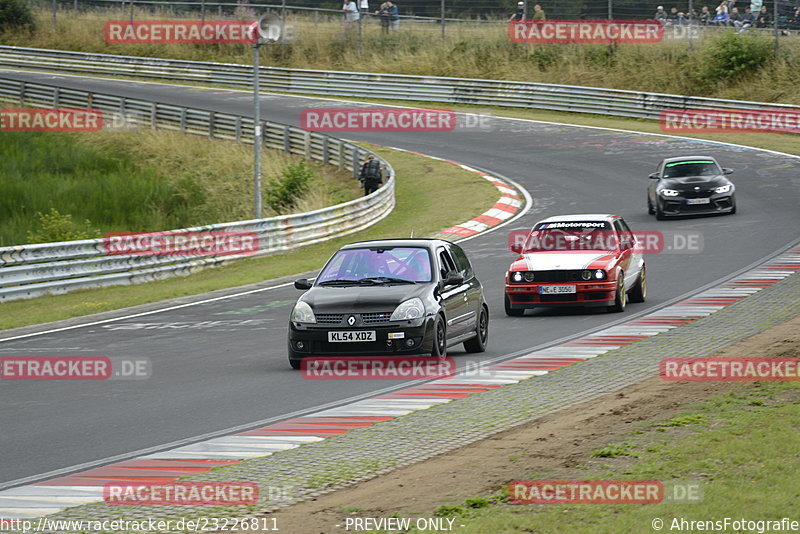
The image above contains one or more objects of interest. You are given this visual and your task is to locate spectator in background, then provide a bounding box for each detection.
[509,1,525,22]
[729,7,742,26]
[756,5,770,27]
[677,11,689,24]
[668,7,679,24]
[343,0,360,31]
[376,1,390,32]
[736,6,755,30]
[386,0,400,31]
[713,1,729,25]
[698,6,711,24]
[532,4,546,20]
[359,155,383,196]
[654,5,668,22]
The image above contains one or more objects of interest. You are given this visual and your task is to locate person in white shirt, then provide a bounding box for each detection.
[343,0,360,31]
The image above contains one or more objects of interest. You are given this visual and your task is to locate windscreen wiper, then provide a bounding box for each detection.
[358,277,417,285]
[318,279,362,286]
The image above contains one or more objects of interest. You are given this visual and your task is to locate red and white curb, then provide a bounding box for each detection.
[385,147,525,239]
[1,245,797,519]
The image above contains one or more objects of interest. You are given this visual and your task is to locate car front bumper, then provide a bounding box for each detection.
[658,193,735,216]
[288,316,436,355]
[505,280,617,308]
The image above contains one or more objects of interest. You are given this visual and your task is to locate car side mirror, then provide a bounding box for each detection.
[648,172,660,180]
[442,272,464,287]
[722,168,734,175]
[294,278,312,290]
[509,243,523,254]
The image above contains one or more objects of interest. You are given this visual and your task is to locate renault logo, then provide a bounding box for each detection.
[347,315,357,326]
[694,186,701,191]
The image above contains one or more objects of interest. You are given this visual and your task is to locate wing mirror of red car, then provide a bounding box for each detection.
[510,243,523,254]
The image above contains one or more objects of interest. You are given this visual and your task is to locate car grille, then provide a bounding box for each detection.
[361,312,393,325]
[681,189,714,199]
[524,270,585,283]
[316,314,344,325]
[314,313,393,325]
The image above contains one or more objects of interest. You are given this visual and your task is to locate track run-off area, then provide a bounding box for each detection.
[0,70,798,511]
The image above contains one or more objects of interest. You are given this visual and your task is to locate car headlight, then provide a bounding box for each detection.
[291,301,316,323]
[523,272,535,282]
[660,189,680,197]
[512,271,523,283]
[390,297,424,321]
[594,269,607,280]
[581,270,592,281]
[714,184,733,194]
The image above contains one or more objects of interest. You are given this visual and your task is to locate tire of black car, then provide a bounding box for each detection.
[463,305,489,353]
[431,314,447,358]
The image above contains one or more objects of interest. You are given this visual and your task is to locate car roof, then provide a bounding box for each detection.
[340,238,451,250]
[661,155,718,165]
[535,214,619,224]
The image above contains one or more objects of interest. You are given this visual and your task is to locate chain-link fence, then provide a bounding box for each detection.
[30,0,800,53]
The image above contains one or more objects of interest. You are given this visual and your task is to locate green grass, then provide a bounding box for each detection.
[590,443,639,458]
[407,382,800,534]
[0,129,359,246]
[3,8,800,104]
[0,144,499,330]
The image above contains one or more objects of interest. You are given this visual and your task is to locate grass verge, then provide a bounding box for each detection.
[3,9,799,104]
[0,129,359,246]
[412,381,800,533]
[0,144,499,330]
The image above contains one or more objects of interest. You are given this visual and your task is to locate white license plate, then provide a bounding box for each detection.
[686,198,710,205]
[328,331,376,342]
[539,285,577,294]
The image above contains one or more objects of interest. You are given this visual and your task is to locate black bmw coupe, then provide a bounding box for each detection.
[647,156,736,220]
[287,239,488,369]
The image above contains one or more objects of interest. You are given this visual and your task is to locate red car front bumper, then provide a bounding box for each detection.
[505,280,618,308]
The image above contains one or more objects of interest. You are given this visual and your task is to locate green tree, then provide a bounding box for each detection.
[0,0,35,32]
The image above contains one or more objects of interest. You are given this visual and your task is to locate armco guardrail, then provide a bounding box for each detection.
[0,77,395,302]
[2,46,800,119]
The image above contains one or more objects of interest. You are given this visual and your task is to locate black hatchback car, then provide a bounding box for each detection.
[647,156,736,220]
[287,239,488,369]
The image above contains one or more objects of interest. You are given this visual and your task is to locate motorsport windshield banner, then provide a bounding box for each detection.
[509,20,664,44]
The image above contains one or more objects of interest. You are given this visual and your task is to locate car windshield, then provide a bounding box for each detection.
[524,221,615,252]
[663,160,721,178]
[317,247,432,284]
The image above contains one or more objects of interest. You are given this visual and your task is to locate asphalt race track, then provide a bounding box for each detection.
[1,70,798,489]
